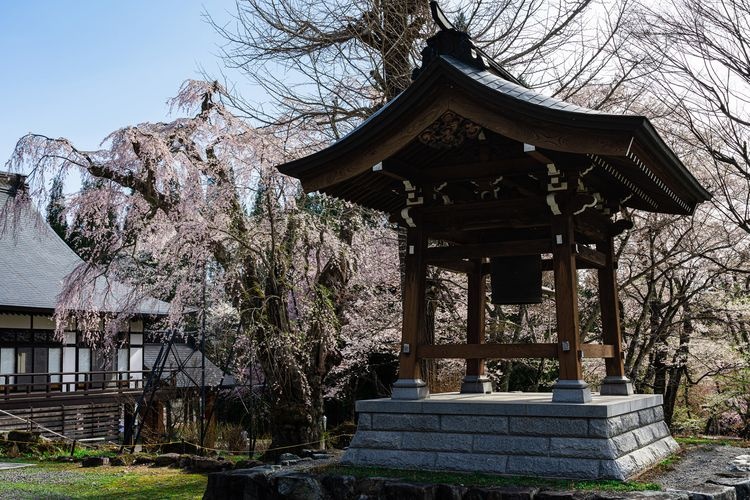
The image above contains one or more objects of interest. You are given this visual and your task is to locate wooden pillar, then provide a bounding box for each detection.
[392,226,429,399]
[123,403,135,445]
[597,236,634,395]
[551,212,591,402]
[461,259,492,393]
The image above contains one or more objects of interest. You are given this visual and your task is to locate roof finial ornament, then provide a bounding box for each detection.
[430,1,455,31]
[412,1,485,80]
[412,1,523,85]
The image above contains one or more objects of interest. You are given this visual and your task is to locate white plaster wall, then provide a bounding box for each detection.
[0,314,31,329]
[32,315,55,330]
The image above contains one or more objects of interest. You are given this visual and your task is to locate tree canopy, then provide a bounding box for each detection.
[8,0,750,448]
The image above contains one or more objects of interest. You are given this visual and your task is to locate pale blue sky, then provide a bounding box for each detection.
[0,0,252,170]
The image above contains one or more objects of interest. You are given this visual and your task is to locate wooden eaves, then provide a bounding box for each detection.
[277,55,710,216]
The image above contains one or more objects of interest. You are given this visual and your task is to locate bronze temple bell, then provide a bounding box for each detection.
[489,255,543,305]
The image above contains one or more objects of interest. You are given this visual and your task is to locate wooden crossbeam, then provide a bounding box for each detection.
[523,143,555,164]
[372,162,408,181]
[580,344,616,359]
[574,244,606,269]
[425,239,551,263]
[431,260,476,274]
[386,157,544,184]
[481,258,598,273]
[417,196,548,217]
[414,343,615,360]
[392,197,550,232]
[430,244,604,271]
[419,343,558,359]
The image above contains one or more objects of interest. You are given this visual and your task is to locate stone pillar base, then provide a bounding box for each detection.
[344,392,679,480]
[460,376,492,394]
[552,379,592,403]
[600,376,635,396]
[391,379,429,400]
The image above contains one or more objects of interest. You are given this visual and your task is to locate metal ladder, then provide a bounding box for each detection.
[120,328,178,453]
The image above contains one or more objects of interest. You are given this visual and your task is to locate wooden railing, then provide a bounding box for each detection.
[0,369,152,400]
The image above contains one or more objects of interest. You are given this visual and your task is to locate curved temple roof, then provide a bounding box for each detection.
[278,35,710,216]
[0,173,170,316]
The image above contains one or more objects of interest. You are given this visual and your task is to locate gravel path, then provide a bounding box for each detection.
[649,444,750,489]
[0,466,80,485]
[0,463,33,470]
[0,466,77,500]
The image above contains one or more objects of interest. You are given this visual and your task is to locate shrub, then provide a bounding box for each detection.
[328,421,356,449]
[217,423,247,452]
[671,406,706,436]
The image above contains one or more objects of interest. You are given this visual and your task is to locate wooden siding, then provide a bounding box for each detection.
[0,402,121,441]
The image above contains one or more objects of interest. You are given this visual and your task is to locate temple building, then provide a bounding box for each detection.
[0,171,227,442]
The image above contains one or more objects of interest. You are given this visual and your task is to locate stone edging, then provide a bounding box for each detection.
[203,467,745,500]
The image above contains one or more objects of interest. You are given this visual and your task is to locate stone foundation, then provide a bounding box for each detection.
[342,392,679,480]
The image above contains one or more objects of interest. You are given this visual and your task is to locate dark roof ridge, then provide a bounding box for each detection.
[413,1,525,87]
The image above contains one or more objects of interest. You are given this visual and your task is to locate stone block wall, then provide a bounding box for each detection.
[342,394,679,480]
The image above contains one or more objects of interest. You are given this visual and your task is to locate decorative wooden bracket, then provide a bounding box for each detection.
[403,180,424,206]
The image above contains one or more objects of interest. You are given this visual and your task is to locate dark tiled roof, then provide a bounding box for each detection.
[320,55,615,153]
[0,176,170,315]
[444,55,616,116]
[143,343,233,388]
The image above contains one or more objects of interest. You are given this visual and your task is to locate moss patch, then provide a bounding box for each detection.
[676,436,750,447]
[319,465,660,492]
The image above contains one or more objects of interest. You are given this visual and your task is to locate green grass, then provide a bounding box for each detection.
[9,449,116,464]
[676,436,749,447]
[0,461,207,499]
[319,465,660,492]
[658,454,681,468]
[223,453,263,463]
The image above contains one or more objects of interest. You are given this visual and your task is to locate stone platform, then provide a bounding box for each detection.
[342,392,679,480]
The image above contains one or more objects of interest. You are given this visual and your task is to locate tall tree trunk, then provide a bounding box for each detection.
[663,303,692,426]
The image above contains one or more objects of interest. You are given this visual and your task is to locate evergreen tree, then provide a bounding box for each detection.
[46,176,68,241]
[68,178,118,263]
